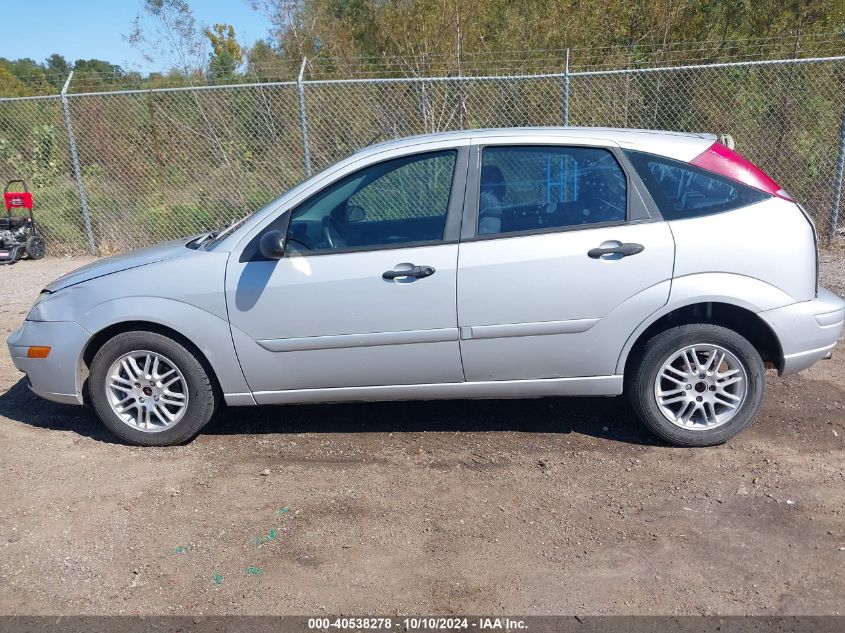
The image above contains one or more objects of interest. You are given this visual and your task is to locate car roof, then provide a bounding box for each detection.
[365,127,717,162]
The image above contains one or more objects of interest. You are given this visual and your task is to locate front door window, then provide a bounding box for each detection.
[286,151,457,253]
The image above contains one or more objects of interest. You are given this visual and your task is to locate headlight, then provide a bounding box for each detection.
[32,289,51,306]
[26,289,62,321]
[26,284,88,321]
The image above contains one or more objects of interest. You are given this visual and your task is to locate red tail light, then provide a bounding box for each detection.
[690,142,793,201]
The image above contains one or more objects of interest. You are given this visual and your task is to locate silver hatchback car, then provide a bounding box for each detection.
[8,128,845,446]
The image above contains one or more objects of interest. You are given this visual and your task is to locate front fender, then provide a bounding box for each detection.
[614,273,796,375]
[78,296,252,397]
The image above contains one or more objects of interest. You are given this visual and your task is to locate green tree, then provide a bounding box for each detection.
[262,0,845,76]
[246,39,293,81]
[0,62,33,97]
[129,0,206,79]
[0,57,51,94]
[44,54,71,90]
[71,59,126,92]
[204,23,244,82]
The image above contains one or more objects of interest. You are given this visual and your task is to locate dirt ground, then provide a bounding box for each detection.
[0,255,844,616]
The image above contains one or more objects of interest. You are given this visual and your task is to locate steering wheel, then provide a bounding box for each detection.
[286,235,313,251]
[322,215,347,249]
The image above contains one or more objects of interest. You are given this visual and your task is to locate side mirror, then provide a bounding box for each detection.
[259,230,286,260]
[346,205,365,223]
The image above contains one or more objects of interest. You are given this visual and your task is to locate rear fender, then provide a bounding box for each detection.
[615,273,795,375]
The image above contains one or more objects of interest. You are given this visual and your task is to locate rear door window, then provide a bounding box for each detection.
[625,150,769,220]
[477,146,627,236]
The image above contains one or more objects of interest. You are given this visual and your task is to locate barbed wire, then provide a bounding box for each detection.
[3,32,845,96]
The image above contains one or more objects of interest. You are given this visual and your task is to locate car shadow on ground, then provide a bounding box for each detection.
[0,378,117,442]
[0,376,661,446]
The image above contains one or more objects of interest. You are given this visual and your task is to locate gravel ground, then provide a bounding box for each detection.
[0,254,844,615]
[820,245,845,298]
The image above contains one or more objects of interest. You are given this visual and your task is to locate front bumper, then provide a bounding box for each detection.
[7,320,91,405]
[759,287,845,376]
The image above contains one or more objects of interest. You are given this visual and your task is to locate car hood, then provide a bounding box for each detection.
[45,237,197,293]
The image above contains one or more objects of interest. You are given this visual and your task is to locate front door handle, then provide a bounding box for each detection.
[382,264,436,281]
[587,242,645,259]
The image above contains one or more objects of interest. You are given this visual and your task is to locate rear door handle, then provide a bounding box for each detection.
[382,265,436,281]
[587,242,645,259]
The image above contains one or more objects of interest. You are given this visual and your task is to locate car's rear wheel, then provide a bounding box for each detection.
[627,323,766,446]
[88,330,218,446]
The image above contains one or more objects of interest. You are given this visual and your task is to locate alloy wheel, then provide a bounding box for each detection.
[653,344,748,430]
[105,350,189,432]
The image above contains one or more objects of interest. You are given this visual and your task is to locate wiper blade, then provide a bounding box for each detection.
[191,229,219,247]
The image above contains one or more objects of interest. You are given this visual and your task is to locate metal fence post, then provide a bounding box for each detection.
[562,48,570,127]
[830,100,845,239]
[60,72,96,255]
[297,58,313,178]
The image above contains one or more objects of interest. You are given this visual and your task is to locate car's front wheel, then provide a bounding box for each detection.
[627,323,766,446]
[88,330,218,446]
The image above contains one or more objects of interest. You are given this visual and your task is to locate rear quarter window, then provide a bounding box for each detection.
[625,150,770,220]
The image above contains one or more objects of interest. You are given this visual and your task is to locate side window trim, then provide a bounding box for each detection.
[443,145,469,242]
[460,144,482,241]
[461,143,653,242]
[614,148,663,222]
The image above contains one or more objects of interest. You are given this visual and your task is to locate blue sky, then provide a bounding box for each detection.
[0,0,273,72]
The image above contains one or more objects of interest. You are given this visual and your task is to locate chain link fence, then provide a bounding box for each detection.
[0,55,843,255]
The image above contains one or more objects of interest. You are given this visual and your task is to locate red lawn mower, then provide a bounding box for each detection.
[0,180,46,265]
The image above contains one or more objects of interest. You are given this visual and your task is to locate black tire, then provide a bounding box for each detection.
[627,323,766,446]
[88,330,218,446]
[25,235,46,260]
